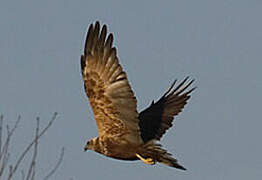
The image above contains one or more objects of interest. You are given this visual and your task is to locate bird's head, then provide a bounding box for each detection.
[84,137,99,152]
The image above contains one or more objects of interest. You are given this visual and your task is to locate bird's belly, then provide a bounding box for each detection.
[102,142,140,160]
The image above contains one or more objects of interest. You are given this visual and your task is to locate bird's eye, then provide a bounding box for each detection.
[87,141,90,145]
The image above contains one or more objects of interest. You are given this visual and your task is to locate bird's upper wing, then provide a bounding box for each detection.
[138,77,196,143]
[81,22,140,138]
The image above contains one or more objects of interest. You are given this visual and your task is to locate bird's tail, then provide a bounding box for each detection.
[140,140,186,170]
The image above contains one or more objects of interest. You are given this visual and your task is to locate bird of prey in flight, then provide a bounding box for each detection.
[81,21,195,170]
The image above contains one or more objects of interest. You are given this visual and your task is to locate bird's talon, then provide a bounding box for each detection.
[136,153,156,165]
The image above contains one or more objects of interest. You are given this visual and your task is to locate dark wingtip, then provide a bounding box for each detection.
[178,166,187,171]
[105,33,113,49]
[84,21,102,55]
[163,79,177,97]
[173,163,187,170]
[186,86,197,95]
[84,23,94,54]
[95,21,100,27]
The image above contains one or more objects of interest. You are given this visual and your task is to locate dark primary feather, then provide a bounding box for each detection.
[139,77,196,143]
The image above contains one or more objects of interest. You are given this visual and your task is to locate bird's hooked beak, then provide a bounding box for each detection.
[84,141,90,151]
[84,146,88,151]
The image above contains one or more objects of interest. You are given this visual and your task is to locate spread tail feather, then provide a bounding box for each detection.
[140,140,186,170]
[159,153,186,170]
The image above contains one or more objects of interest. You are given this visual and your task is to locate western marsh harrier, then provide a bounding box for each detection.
[81,22,195,170]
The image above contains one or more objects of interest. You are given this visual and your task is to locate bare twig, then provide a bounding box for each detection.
[0,152,10,177]
[43,147,65,180]
[0,113,65,180]
[0,115,3,155]
[9,165,13,179]
[0,116,20,177]
[30,164,36,180]
[26,118,40,180]
[0,115,20,159]
[7,112,58,180]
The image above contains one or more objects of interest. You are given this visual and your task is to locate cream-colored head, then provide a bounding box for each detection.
[84,137,100,152]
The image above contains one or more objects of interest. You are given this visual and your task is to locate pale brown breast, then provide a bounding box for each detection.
[96,136,141,160]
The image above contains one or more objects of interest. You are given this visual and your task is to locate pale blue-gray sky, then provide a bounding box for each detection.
[1,0,262,179]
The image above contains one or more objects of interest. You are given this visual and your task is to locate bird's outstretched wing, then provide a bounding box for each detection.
[138,77,195,143]
[81,22,140,138]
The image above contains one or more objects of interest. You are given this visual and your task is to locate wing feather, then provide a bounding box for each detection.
[138,77,196,143]
[81,22,140,140]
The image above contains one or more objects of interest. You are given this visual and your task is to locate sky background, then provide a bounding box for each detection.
[1,0,262,179]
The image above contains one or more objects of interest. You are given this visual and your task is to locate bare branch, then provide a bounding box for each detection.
[0,115,3,155]
[0,115,20,160]
[0,116,20,177]
[9,165,13,179]
[43,147,65,180]
[8,112,58,180]
[0,152,10,177]
[26,118,40,180]
[0,113,66,180]
[30,164,36,180]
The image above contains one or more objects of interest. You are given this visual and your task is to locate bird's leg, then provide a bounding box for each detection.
[136,154,156,165]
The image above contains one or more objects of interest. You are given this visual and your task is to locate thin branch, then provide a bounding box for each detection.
[26,118,40,180]
[7,112,58,180]
[43,147,65,180]
[0,116,20,177]
[30,164,36,180]
[0,116,20,160]
[2,116,21,157]
[0,152,10,177]
[0,114,3,156]
[9,165,13,179]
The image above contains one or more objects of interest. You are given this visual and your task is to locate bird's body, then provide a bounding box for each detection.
[81,22,195,170]
[88,136,141,160]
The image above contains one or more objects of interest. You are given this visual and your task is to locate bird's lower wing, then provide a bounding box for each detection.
[139,77,196,143]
